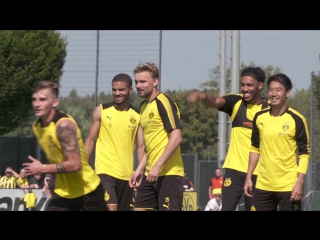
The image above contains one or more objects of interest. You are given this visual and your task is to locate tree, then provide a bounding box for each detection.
[0,30,67,136]
[169,89,219,160]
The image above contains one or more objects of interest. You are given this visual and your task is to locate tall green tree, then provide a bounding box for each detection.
[0,30,67,135]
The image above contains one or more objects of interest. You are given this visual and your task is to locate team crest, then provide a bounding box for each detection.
[282,121,289,131]
[251,205,256,211]
[224,178,231,187]
[165,197,170,202]
[149,110,155,119]
[104,191,110,201]
[130,115,136,125]
[293,204,298,211]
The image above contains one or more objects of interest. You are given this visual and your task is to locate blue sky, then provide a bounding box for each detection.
[58,30,320,96]
[161,30,320,93]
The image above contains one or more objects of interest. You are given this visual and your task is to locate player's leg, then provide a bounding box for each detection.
[221,169,246,211]
[81,182,108,211]
[244,174,257,211]
[252,188,277,211]
[157,175,183,211]
[276,192,301,211]
[134,176,158,211]
[46,193,72,211]
[98,174,118,211]
[116,179,134,211]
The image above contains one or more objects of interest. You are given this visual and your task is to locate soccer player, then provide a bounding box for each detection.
[84,73,145,211]
[187,66,269,211]
[129,62,184,211]
[23,80,107,211]
[244,73,310,211]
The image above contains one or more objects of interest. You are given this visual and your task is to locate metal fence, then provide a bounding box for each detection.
[0,30,319,211]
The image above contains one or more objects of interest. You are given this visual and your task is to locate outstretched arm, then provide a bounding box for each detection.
[187,91,226,109]
[84,105,101,158]
[24,119,82,175]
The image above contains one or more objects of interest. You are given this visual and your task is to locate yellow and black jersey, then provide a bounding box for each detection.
[251,107,310,191]
[218,93,270,174]
[16,177,28,187]
[95,102,140,180]
[140,92,184,177]
[33,110,101,198]
[0,176,17,188]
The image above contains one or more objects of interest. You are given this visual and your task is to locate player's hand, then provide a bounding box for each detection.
[23,155,43,176]
[129,170,143,188]
[146,165,161,182]
[290,183,303,201]
[187,91,203,103]
[243,179,253,198]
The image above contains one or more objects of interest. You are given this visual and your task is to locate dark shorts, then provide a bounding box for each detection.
[221,168,257,211]
[46,182,108,211]
[98,174,133,211]
[134,175,183,211]
[252,188,301,211]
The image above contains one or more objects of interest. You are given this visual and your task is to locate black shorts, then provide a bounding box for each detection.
[46,182,108,211]
[252,188,301,211]
[221,168,257,211]
[134,175,183,211]
[98,174,133,211]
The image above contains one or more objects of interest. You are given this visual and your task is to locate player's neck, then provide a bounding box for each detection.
[270,104,288,117]
[114,101,130,111]
[146,89,160,103]
[40,109,56,127]
[248,94,263,105]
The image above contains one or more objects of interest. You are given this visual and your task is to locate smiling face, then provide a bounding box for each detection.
[240,76,263,104]
[134,71,158,101]
[112,81,132,105]
[268,80,291,108]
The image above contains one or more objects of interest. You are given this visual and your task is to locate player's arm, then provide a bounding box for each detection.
[136,124,145,165]
[46,119,82,173]
[154,128,182,169]
[187,91,226,109]
[129,124,147,187]
[291,116,310,201]
[208,185,212,199]
[84,105,101,158]
[24,119,82,175]
[244,152,260,198]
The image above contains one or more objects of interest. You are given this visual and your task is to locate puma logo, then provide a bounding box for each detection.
[163,203,170,210]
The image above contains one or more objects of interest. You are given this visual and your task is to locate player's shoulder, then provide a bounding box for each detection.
[287,107,307,120]
[223,92,243,102]
[101,102,114,110]
[129,104,140,114]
